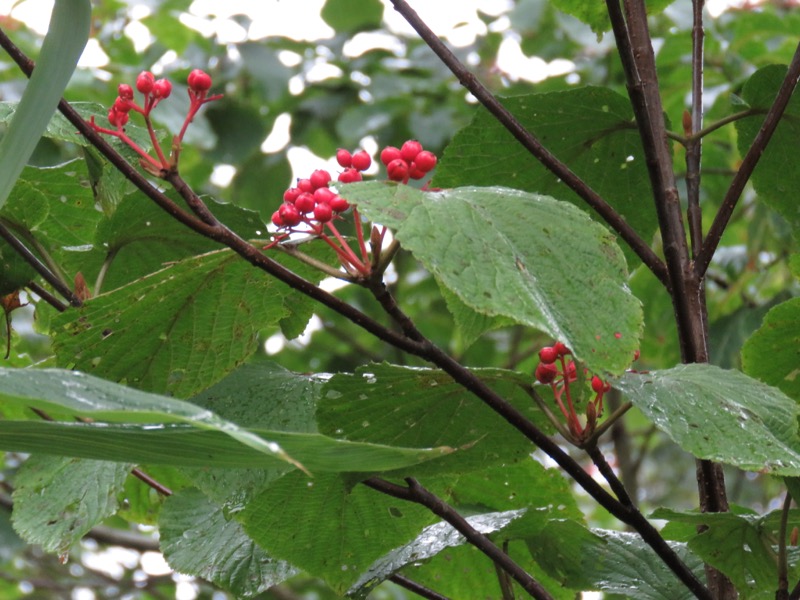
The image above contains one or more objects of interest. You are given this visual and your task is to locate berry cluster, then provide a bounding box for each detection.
[380,140,437,183]
[535,342,611,441]
[90,69,221,175]
[269,141,438,279]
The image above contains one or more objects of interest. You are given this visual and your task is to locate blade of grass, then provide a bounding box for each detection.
[0,0,91,210]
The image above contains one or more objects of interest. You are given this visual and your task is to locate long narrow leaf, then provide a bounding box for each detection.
[0,0,91,210]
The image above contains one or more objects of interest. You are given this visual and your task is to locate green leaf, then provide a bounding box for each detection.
[433,89,660,268]
[616,364,800,474]
[735,65,800,235]
[241,471,435,595]
[528,520,704,598]
[160,488,297,597]
[549,0,673,36]
[317,364,551,475]
[11,456,128,556]
[51,249,314,398]
[0,240,35,295]
[342,183,642,374]
[0,0,90,211]
[741,297,800,402]
[652,507,800,596]
[94,193,266,292]
[0,367,454,472]
[321,0,384,33]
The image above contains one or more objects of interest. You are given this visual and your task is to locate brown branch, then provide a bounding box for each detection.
[0,221,81,307]
[387,0,669,288]
[685,0,705,259]
[389,574,452,600]
[696,40,800,278]
[364,477,554,600]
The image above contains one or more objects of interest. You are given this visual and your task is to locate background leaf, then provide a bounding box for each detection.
[11,456,128,556]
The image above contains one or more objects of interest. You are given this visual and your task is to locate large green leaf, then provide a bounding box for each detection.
[528,520,705,598]
[0,367,453,472]
[11,456,129,556]
[735,65,800,235]
[741,297,800,402]
[432,88,660,268]
[160,488,297,597]
[241,471,435,595]
[51,249,316,398]
[342,183,642,374]
[616,364,800,474]
[317,363,551,475]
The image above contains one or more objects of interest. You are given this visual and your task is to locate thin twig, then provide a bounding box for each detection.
[388,574,452,600]
[0,221,81,307]
[696,40,800,277]
[27,281,67,312]
[778,493,792,600]
[387,0,669,288]
[586,444,634,508]
[364,477,554,600]
[685,0,705,259]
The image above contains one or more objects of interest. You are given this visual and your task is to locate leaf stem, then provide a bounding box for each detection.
[364,477,555,600]
[388,574,452,600]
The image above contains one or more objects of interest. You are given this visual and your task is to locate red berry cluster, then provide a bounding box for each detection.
[380,140,437,183]
[268,141,438,280]
[90,69,221,175]
[535,342,611,441]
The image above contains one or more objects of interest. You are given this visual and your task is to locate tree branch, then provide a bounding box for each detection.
[387,0,669,288]
[685,0,705,259]
[364,477,554,600]
[696,40,800,278]
[389,574,452,600]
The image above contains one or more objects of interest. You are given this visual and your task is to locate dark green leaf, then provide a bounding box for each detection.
[321,0,384,33]
[741,297,800,402]
[160,488,297,597]
[11,456,129,555]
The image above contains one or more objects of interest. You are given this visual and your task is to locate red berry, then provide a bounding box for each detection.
[538,347,559,364]
[309,169,331,190]
[591,375,611,394]
[283,187,301,204]
[153,79,172,99]
[271,210,285,227]
[118,84,134,100]
[338,168,362,183]
[400,140,423,162]
[564,360,577,381]
[553,342,570,357]
[380,146,402,166]
[295,193,315,213]
[414,150,437,172]
[113,97,132,113]
[279,203,301,227]
[408,163,427,180]
[136,71,155,94]
[535,363,558,384]
[351,150,371,171]
[187,69,212,92]
[386,158,409,182]
[313,202,333,223]
[314,187,336,204]
[336,149,352,168]
[330,196,350,212]
[633,349,641,361]
[297,178,314,193]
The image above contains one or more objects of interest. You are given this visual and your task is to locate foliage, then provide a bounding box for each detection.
[1,0,800,599]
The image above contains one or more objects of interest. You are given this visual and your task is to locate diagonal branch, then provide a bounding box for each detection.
[364,477,554,600]
[387,0,669,288]
[696,40,800,278]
